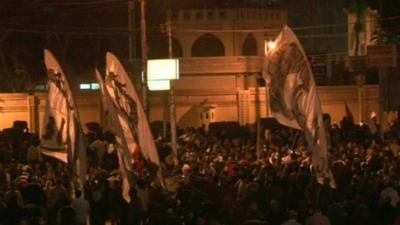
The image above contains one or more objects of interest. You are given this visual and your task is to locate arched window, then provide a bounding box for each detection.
[242,34,258,56]
[191,33,225,57]
[148,36,183,59]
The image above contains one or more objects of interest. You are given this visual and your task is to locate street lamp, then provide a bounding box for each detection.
[147,58,180,159]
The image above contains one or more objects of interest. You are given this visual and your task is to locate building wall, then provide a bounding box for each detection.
[0,92,102,134]
[0,7,387,133]
[171,9,286,57]
[0,94,32,131]
[0,85,381,134]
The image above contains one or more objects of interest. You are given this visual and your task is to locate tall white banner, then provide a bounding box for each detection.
[41,49,87,187]
[105,52,163,186]
[262,26,335,187]
[96,69,132,202]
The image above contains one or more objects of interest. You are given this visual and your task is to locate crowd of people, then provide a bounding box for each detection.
[0,113,400,225]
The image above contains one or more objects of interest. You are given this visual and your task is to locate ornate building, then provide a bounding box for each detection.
[0,8,384,133]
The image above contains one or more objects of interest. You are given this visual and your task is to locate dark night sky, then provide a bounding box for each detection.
[0,0,399,91]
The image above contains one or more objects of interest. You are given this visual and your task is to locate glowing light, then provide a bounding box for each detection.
[147,80,170,91]
[80,83,91,90]
[264,40,277,55]
[91,83,100,90]
[147,59,179,81]
[267,41,276,50]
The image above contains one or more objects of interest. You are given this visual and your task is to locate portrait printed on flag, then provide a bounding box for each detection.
[264,42,313,131]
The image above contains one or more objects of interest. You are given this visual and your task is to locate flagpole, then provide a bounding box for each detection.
[167,13,178,162]
[128,0,137,79]
[140,0,149,117]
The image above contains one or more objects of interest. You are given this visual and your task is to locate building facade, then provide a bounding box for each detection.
[0,8,389,133]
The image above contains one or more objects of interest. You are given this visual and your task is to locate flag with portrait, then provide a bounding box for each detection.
[96,69,133,201]
[105,52,163,186]
[262,26,335,187]
[41,49,87,186]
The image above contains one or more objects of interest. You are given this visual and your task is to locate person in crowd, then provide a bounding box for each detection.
[305,207,331,225]
[125,187,144,225]
[281,210,302,225]
[0,115,399,225]
[71,189,90,225]
[57,198,75,225]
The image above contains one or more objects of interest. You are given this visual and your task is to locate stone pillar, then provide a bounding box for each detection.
[27,95,39,134]
[265,86,270,117]
[237,89,250,125]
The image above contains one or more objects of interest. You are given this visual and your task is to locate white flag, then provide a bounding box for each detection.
[105,52,163,185]
[96,69,133,202]
[41,49,87,187]
[262,26,335,187]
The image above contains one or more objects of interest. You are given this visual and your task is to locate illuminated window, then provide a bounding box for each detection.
[91,83,100,90]
[80,84,91,90]
[147,80,170,91]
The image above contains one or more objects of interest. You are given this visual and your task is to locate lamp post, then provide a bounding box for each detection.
[128,0,136,68]
[147,57,179,161]
[258,39,276,157]
[140,0,149,117]
[166,17,178,159]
